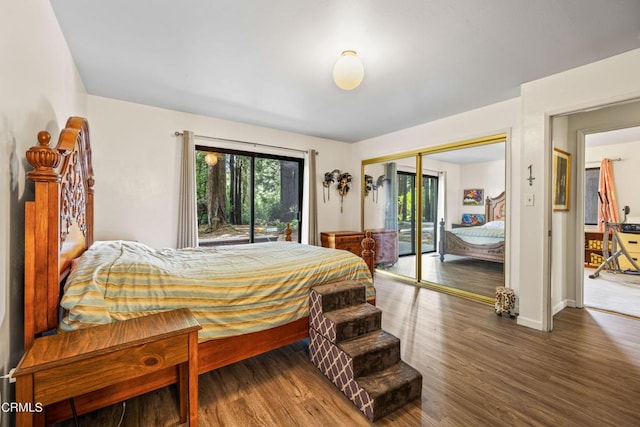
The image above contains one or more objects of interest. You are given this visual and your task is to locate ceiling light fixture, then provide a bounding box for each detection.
[204,152,218,166]
[332,50,364,90]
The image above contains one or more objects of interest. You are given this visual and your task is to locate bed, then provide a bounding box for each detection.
[438,191,505,263]
[23,116,376,422]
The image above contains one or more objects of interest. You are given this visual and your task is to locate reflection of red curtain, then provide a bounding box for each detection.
[598,158,619,232]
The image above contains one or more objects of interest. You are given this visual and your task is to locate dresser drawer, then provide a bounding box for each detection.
[618,254,640,270]
[619,232,640,250]
[618,232,640,270]
[321,231,365,257]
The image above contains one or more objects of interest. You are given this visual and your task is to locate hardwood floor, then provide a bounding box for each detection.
[381,253,504,298]
[55,276,640,426]
[584,267,640,318]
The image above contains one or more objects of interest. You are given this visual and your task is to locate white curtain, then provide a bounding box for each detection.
[306,149,319,245]
[384,162,398,231]
[177,130,198,248]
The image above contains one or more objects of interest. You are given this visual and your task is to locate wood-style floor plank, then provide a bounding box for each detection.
[382,254,504,298]
[55,276,640,426]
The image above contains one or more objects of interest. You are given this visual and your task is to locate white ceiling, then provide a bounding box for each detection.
[50,0,640,143]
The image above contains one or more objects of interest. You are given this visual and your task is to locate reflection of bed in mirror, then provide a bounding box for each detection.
[439,191,505,263]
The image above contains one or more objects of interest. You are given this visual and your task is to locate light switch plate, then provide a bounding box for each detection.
[525,193,535,206]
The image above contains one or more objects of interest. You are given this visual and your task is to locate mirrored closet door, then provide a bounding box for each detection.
[362,136,506,302]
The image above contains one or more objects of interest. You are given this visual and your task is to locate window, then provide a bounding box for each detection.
[195,146,304,245]
[585,167,600,225]
[397,171,438,256]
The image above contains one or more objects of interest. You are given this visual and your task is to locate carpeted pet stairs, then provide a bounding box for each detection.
[309,281,422,421]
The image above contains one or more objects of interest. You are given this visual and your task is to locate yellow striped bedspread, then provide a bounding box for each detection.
[60,240,374,341]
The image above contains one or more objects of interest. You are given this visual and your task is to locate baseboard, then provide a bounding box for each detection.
[552,299,568,315]
[516,316,543,331]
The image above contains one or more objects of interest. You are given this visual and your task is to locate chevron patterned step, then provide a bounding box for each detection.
[308,280,422,422]
[320,303,382,343]
[338,330,400,378]
[310,283,375,342]
[309,328,422,422]
[311,281,366,313]
[356,361,423,422]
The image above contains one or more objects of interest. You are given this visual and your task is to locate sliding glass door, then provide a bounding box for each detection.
[397,172,438,256]
[397,172,415,256]
[195,147,303,245]
[421,174,439,254]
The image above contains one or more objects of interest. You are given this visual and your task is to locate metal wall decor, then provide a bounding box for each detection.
[364,174,384,203]
[323,169,352,212]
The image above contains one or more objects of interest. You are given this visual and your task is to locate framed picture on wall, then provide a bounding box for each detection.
[553,148,571,211]
[462,188,484,205]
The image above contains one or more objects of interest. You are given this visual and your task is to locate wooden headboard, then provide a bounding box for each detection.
[485,191,506,222]
[24,116,94,349]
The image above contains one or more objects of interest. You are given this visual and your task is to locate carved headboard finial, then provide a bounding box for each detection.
[26,131,61,181]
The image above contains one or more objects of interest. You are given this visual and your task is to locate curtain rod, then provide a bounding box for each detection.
[174,131,309,155]
[585,157,622,164]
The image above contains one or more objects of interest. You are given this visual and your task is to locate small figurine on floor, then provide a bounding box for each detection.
[495,286,517,318]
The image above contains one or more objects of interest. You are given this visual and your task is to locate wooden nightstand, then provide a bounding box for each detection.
[321,230,398,267]
[14,308,201,427]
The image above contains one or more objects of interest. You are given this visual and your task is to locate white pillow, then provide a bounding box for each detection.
[483,220,504,229]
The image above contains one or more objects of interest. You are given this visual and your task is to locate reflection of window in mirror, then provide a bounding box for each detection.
[584,167,600,225]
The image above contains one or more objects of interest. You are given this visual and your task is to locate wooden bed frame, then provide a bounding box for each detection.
[23,116,376,423]
[438,191,506,263]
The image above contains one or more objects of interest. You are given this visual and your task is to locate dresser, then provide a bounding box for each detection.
[321,231,364,257]
[320,230,398,266]
[368,229,398,266]
[617,232,640,271]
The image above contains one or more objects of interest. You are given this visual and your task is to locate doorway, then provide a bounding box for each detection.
[550,99,640,319]
[582,126,640,317]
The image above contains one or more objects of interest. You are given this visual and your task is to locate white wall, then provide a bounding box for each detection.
[425,158,460,229]
[0,0,87,423]
[519,48,640,331]
[585,140,640,216]
[87,95,356,248]
[457,159,505,223]
[363,162,387,229]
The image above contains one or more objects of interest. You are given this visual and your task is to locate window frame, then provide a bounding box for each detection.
[196,145,305,244]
